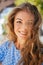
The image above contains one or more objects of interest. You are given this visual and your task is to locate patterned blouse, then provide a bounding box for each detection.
[0,40,21,65]
[0,40,43,65]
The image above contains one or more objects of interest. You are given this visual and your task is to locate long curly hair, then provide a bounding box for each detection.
[7,2,42,65]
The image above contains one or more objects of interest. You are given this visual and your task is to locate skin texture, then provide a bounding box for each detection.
[14,10,34,49]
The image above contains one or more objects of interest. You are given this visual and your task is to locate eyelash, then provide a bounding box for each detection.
[16,21,22,23]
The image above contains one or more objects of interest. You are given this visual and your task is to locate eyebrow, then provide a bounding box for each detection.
[16,18,34,23]
[28,19,34,21]
[16,18,23,21]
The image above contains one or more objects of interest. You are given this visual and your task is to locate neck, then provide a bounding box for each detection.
[15,41,25,50]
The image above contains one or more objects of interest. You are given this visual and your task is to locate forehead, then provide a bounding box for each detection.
[14,10,34,22]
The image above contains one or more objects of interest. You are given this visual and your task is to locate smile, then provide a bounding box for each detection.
[19,32,27,38]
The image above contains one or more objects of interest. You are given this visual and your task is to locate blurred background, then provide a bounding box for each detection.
[0,0,43,44]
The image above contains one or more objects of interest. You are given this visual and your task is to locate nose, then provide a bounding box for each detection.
[20,24,28,32]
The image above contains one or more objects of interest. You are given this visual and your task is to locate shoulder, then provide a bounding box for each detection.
[0,40,14,62]
[0,40,14,52]
[0,40,10,62]
[0,40,10,47]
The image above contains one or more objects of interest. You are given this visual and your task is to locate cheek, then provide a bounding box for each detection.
[14,24,20,33]
[28,28,32,36]
[28,30,31,35]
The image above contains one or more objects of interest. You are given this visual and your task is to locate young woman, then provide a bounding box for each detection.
[0,2,43,65]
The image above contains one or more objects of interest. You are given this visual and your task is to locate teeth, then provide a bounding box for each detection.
[19,31,27,35]
[21,32,26,35]
[21,34,26,35]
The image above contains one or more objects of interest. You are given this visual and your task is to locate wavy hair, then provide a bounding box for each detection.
[7,2,42,65]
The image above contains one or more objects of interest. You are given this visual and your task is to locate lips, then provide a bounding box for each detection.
[19,31,27,38]
[20,33,27,35]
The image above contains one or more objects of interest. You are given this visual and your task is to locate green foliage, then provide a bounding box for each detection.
[15,0,43,16]
[2,23,7,35]
[15,0,27,6]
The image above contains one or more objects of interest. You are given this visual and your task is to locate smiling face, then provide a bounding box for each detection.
[14,10,34,45]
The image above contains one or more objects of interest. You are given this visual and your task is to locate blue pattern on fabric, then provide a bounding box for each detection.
[0,40,21,65]
[0,40,43,65]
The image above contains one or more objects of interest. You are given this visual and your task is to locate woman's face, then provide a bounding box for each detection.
[14,10,34,44]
